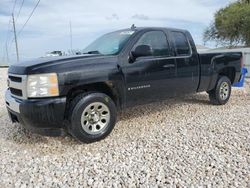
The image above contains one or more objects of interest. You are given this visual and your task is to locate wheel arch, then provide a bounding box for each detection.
[64,81,121,119]
[207,66,236,92]
[217,67,236,84]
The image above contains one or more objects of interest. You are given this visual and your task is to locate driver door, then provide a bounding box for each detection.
[123,30,177,107]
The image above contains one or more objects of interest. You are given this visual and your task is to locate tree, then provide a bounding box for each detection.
[204,0,250,47]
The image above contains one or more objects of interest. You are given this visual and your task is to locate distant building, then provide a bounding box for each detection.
[196,45,210,53]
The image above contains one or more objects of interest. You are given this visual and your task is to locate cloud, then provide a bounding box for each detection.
[106,14,119,20]
[131,14,149,20]
[0,0,234,63]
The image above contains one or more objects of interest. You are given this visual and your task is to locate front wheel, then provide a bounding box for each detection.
[68,92,117,143]
[208,76,232,105]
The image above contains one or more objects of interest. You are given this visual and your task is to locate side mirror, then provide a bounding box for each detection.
[130,45,153,62]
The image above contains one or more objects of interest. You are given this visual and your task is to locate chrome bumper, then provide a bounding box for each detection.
[5,90,20,113]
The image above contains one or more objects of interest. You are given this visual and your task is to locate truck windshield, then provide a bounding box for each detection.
[83,30,134,55]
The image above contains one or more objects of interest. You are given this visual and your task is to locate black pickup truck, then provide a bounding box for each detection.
[5,27,242,143]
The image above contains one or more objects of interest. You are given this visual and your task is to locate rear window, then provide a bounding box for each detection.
[171,31,191,56]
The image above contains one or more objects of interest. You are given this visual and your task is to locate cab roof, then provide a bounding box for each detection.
[122,26,189,33]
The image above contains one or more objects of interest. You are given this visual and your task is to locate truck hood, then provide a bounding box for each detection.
[8,54,117,75]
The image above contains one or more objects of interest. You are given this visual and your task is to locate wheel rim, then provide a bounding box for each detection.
[81,102,110,135]
[219,82,230,100]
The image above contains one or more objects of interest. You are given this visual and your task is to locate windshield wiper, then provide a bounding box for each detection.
[83,50,101,55]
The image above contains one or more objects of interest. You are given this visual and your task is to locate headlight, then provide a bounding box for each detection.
[27,73,59,98]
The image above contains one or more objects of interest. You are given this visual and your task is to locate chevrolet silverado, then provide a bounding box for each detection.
[5,27,242,143]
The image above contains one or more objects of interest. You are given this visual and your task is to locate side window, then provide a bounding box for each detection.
[134,31,170,56]
[171,32,191,56]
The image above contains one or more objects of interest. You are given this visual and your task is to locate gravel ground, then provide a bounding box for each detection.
[0,68,249,187]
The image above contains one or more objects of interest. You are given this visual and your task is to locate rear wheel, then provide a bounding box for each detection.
[68,92,117,143]
[208,76,232,105]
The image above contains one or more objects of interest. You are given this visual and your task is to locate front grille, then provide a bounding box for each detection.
[10,88,22,96]
[8,74,27,99]
[9,75,22,82]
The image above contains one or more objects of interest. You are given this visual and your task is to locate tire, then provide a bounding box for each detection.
[208,76,232,105]
[68,92,117,143]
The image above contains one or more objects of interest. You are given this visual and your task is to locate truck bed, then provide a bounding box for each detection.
[198,52,242,92]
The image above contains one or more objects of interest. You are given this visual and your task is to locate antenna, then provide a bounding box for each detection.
[69,21,73,54]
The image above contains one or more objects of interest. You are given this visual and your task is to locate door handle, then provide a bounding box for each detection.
[163,64,175,68]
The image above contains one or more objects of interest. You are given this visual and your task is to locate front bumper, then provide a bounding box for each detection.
[5,89,67,136]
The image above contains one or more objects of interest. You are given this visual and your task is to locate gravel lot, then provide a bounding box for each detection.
[0,68,249,187]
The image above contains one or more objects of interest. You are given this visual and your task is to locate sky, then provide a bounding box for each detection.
[0,0,235,64]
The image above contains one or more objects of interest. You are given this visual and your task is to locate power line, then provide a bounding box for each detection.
[7,0,41,60]
[17,0,40,35]
[12,0,18,15]
[5,20,12,62]
[16,0,25,20]
[2,0,16,63]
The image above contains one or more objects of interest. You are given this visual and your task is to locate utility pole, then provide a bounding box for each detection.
[12,13,19,62]
[69,21,73,54]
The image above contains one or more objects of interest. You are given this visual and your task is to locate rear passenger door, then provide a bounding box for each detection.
[170,31,199,94]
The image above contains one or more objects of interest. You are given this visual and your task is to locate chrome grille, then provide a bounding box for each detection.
[8,74,27,99]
